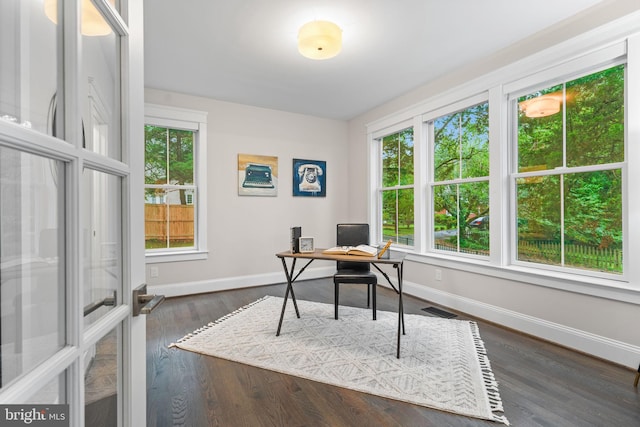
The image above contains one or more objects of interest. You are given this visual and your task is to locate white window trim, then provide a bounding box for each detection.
[427,97,491,259]
[144,103,208,263]
[369,119,414,247]
[507,57,627,281]
[364,18,640,304]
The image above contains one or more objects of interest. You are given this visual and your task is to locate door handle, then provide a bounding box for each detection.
[133,284,165,316]
[84,291,117,317]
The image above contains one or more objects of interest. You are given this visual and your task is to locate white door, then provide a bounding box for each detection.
[0,1,146,426]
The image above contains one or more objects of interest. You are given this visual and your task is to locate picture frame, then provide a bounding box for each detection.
[238,154,278,196]
[292,158,326,197]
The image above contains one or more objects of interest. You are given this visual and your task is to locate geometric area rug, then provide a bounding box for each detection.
[169,296,509,425]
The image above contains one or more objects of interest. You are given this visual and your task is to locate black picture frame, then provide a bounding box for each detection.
[292,158,326,197]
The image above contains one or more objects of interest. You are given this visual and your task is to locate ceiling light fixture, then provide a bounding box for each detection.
[298,20,342,60]
[44,0,112,37]
[520,95,561,118]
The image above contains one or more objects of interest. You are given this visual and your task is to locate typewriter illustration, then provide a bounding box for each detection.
[242,163,275,188]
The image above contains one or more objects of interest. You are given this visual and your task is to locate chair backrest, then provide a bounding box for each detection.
[336,223,371,271]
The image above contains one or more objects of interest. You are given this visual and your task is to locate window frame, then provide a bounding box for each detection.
[370,120,415,249]
[379,126,415,247]
[365,36,639,302]
[144,103,208,263]
[507,59,627,280]
[426,98,491,259]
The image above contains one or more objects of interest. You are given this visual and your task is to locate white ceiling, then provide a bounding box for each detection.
[143,0,605,120]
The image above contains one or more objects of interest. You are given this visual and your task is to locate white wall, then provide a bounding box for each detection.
[346,2,640,367]
[144,89,350,294]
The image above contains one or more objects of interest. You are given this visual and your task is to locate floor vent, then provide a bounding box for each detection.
[421,306,457,318]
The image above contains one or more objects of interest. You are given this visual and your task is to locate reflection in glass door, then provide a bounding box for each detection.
[0,146,65,393]
[82,170,122,328]
[82,169,122,426]
[84,326,119,427]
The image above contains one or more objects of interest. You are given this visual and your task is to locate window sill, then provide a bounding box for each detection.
[404,251,640,305]
[145,249,208,264]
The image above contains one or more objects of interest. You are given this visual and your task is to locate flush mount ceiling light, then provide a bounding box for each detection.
[520,95,561,118]
[298,20,342,60]
[44,0,112,36]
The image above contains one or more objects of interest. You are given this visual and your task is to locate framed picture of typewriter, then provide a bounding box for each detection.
[293,158,326,197]
[238,154,278,196]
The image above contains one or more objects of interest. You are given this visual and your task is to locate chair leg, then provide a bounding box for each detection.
[367,285,371,308]
[334,282,339,320]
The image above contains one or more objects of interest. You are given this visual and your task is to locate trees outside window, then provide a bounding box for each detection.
[515,64,624,273]
[432,102,490,256]
[144,104,207,261]
[144,125,196,250]
[368,44,630,287]
[379,128,414,246]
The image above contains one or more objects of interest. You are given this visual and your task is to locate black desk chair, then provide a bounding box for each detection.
[333,223,378,320]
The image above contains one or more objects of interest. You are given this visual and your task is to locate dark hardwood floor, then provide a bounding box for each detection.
[146,279,640,426]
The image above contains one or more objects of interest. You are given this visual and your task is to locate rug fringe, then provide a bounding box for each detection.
[169,295,273,348]
[469,321,510,425]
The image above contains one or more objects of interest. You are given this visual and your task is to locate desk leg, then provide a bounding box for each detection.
[396,262,405,359]
[276,257,300,336]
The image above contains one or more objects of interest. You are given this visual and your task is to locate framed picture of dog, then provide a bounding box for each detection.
[292,158,326,197]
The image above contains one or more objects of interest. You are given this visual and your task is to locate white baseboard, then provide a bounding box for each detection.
[398,279,640,369]
[148,269,640,368]
[147,266,335,298]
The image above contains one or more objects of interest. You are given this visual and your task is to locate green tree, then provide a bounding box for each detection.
[382,129,414,238]
[433,103,489,234]
[145,125,194,204]
[517,65,623,249]
[145,125,167,184]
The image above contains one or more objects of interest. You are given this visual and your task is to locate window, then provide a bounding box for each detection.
[366,38,634,299]
[144,104,207,261]
[378,128,414,246]
[431,102,490,256]
[144,126,195,248]
[513,64,624,274]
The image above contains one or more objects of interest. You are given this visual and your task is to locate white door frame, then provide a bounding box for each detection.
[124,0,147,424]
[0,1,147,426]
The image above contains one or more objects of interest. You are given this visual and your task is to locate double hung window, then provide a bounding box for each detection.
[369,44,628,284]
[431,102,490,256]
[144,104,208,261]
[378,128,415,246]
[512,64,624,274]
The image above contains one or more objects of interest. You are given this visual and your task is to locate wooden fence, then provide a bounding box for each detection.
[145,204,194,242]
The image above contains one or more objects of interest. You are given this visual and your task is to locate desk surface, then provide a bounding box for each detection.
[276,249,405,265]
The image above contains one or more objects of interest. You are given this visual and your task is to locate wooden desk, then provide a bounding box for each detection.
[275,249,407,358]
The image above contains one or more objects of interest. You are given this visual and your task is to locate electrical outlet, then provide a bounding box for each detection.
[150,266,159,278]
[435,269,442,281]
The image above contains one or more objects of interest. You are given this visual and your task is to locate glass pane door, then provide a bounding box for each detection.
[82,169,122,328]
[0,1,145,425]
[0,0,58,135]
[0,147,65,391]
